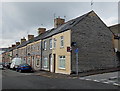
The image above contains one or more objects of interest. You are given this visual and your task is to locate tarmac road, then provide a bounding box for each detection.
[1,69,119,89]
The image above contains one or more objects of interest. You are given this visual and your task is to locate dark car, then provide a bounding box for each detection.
[16,63,33,72]
[5,62,11,69]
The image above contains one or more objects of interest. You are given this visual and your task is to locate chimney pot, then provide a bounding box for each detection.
[8,47,11,49]
[28,35,34,40]
[38,28,46,35]
[21,38,26,44]
[16,42,20,46]
[12,44,16,47]
[54,17,65,28]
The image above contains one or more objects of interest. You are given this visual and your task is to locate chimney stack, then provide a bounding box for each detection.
[12,44,16,48]
[38,28,46,35]
[21,37,26,44]
[28,35,34,40]
[16,42,20,46]
[8,47,11,49]
[54,17,65,28]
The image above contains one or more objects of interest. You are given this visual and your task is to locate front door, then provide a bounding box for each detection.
[49,54,53,72]
[53,54,56,73]
[32,56,34,69]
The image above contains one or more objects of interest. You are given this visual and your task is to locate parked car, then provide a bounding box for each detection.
[0,63,4,70]
[16,63,33,73]
[5,62,11,69]
[10,58,24,70]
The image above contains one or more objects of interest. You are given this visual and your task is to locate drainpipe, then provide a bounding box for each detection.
[40,40,43,70]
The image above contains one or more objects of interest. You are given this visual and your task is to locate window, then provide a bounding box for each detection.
[60,36,64,48]
[44,41,47,50]
[53,38,56,48]
[49,39,52,49]
[43,57,48,68]
[28,57,31,65]
[37,43,40,51]
[36,58,40,65]
[59,56,65,69]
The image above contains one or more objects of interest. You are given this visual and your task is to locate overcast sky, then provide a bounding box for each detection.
[1,2,119,48]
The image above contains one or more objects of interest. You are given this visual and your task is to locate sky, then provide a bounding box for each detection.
[0,1,119,48]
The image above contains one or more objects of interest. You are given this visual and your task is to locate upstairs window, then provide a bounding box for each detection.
[44,41,47,50]
[60,36,64,48]
[49,39,52,49]
[53,38,56,49]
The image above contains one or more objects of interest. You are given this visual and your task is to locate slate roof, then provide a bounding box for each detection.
[5,10,94,52]
[42,11,91,39]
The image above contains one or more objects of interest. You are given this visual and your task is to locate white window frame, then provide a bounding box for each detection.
[60,36,64,48]
[44,41,47,50]
[49,39,52,49]
[36,58,40,66]
[28,57,31,65]
[53,38,56,49]
[43,57,48,68]
[59,56,66,69]
[37,43,40,51]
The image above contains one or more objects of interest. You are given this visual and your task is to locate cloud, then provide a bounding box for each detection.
[1,2,118,48]
[103,17,118,26]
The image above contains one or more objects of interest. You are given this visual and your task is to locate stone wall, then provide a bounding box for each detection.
[71,12,118,73]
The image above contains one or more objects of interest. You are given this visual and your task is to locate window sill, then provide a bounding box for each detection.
[43,66,48,68]
[58,67,66,70]
[60,46,64,49]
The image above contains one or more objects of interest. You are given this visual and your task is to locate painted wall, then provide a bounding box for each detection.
[52,30,71,74]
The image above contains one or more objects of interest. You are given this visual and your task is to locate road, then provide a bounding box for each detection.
[79,71,120,86]
[1,69,120,89]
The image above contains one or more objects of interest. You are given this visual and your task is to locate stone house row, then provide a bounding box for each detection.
[2,11,119,74]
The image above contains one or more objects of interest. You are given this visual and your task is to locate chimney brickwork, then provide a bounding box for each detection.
[21,38,26,44]
[38,28,46,35]
[54,17,65,28]
[28,35,34,40]
[16,42,20,46]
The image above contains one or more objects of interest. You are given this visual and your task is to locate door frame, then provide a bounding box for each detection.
[49,54,52,72]
[53,54,56,73]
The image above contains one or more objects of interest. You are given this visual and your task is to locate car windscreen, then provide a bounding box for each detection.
[20,64,29,66]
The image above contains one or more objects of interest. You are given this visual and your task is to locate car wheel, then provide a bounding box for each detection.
[16,69,19,72]
[19,69,22,73]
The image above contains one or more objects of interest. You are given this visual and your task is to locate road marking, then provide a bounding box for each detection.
[109,76,117,80]
[85,79,92,81]
[93,80,100,82]
[102,81,109,84]
[113,83,120,86]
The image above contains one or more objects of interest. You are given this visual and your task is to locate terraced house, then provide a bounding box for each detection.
[2,11,119,74]
[109,24,120,61]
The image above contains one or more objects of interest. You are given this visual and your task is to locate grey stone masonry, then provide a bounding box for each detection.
[41,37,52,71]
[71,11,118,73]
